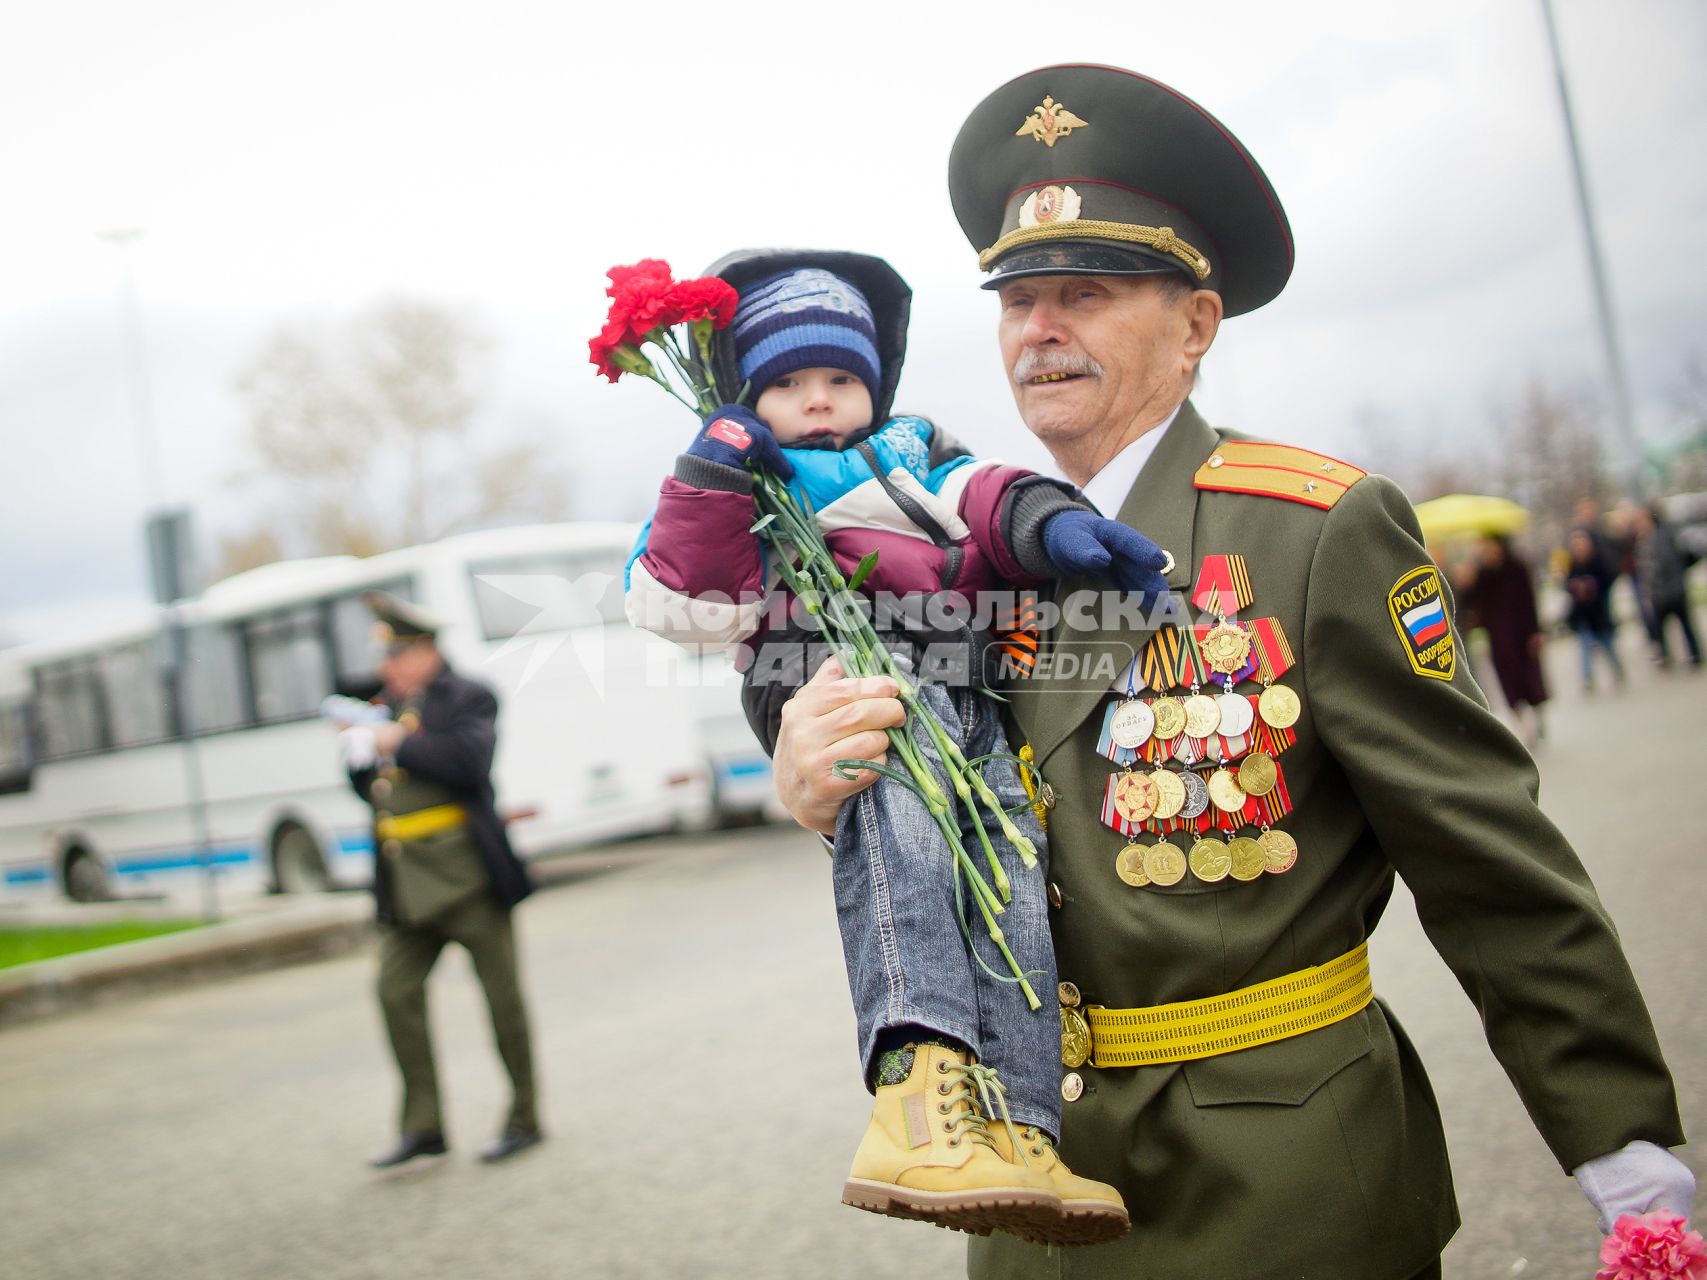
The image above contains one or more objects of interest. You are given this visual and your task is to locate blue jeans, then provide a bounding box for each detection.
[1573,621,1624,688]
[832,679,1060,1139]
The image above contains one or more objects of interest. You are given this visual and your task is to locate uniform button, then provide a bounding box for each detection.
[1061,1072,1084,1103]
[1040,783,1057,810]
[370,778,392,801]
[1208,454,1225,469]
[1047,881,1063,909]
[382,839,403,859]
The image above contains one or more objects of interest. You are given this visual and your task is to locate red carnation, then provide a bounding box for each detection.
[588,313,632,383]
[666,276,738,328]
[604,258,677,343]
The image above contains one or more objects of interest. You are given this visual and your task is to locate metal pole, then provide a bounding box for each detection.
[101,231,220,921]
[1538,0,1644,499]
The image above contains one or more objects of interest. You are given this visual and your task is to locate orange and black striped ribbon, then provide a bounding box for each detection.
[993,589,1040,677]
[1191,554,1254,617]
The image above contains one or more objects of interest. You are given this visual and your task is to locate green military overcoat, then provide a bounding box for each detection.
[973,401,1683,1280]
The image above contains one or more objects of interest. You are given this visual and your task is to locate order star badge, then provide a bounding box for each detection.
[1015,96,1088,147]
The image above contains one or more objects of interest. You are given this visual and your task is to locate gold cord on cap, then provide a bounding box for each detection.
[980,219,1211,280]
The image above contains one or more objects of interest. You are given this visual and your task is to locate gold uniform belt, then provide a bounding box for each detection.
[375,804,468,842]
[1079,942,1372,1068]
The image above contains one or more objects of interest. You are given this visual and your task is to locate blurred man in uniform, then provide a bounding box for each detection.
[342,593,542,1168]
[764,64,1693,1279]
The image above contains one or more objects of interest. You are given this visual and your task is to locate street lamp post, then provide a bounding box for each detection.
[100,229,220,922]
[1538,0,1644,500]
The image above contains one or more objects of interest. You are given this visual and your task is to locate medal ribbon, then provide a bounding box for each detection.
[1191,554,1254,617]
[1249,617,1295,683]
[1141,628,1205,693]
[1251,717,1297,758]
[1259,765,1294,825]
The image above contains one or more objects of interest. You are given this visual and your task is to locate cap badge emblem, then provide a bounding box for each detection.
[1019,185,1082,228]
[1015,95,1088,147]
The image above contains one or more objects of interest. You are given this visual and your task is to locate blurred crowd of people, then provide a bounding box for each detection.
[1445,496,1702,745]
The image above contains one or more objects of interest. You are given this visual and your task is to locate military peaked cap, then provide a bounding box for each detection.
[949,63,1294,316]
[364,591,443,646]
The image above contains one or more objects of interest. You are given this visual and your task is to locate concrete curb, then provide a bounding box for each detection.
[0,898,376,1029]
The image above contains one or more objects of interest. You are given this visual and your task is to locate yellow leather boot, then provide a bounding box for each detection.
[842,1044,1060,1238]
[986,1122,1130,1246]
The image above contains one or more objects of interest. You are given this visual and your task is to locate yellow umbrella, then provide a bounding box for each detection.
[1413,493,1530,540]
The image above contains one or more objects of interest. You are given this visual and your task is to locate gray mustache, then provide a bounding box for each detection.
[1012,351,1103,384]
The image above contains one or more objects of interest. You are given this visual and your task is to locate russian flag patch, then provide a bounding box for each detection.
[1387,566,1455,681]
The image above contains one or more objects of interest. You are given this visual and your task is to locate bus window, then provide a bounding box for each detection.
[247,608,332,722]
[0,699,33,794]
[469,553,626,641]
[99,640,173,748]
[35,659,107,759]
[183,625,249,734]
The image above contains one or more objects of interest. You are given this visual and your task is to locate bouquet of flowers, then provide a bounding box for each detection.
[1597,1213,1707,1280]
[590,259,1046,1009]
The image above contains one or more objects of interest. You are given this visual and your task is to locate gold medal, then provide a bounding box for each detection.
[1148,768,1186,820]
[1143,840,1188,887]
[1060,982,1092,1069]
[1236,751,1277,797]
[1199,619,1254,676]
[1258,683,1301,729]
[1115,842,1152,887]
[1112,770,1159,824]
[1227,835,1267,881]
[1188,836,1231,883]
[1259,828,1299,874]
[1207,767,1247,813]
[1182,693,1221,738]
[1150,696,1188,739]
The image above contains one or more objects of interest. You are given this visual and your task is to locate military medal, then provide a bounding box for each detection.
[1109,698,1155,750]
[1143,839,1188,887]
[1257,682,1300,730]
[1181,692,1221,739]
[1227,834,1267,882]
[1112,770,1159,824]
[1148,767,1186,821]
[1150,695,1188,740]
[1259,827,1299,874]
[1187,836,1231,883]
[1059,982,1092,1069]
[1236,750,1278,797]
[1177,769,1210,821]
[1115,842,1152,887]
[1207,767,1247,813]
[1215,690,1254,737]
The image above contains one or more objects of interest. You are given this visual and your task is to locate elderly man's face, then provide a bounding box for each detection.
[996,274,1213,465]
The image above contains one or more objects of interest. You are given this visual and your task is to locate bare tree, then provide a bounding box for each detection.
[1494,378,1609,555]
[218,299,569,579]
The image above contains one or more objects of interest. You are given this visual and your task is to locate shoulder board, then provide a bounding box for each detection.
[1193,441,1367,510]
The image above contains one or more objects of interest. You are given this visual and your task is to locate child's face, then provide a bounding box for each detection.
[753,367,874,448]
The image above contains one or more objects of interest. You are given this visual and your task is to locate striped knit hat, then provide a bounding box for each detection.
[732,268,882,396]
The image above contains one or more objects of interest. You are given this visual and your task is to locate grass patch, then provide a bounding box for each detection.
[0,921,204,970]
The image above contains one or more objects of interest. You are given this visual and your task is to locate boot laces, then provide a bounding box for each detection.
[941,1061,1032,1168]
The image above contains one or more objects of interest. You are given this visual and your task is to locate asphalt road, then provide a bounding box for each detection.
[2,635,1703,1280]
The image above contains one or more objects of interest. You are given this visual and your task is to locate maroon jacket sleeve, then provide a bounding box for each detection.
[636,476,766,601]
[957,464,1087,588]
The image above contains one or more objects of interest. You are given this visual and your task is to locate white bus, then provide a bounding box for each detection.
[0,522,772,903]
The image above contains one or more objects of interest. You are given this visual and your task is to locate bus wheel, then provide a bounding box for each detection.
[64,848,110,902]
[273,824,330,894]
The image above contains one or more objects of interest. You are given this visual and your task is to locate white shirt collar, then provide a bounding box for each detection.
[1079,402,1184,517]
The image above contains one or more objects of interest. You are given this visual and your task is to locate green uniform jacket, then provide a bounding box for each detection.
[973,402,1683,1280]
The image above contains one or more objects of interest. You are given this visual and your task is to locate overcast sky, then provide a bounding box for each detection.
[4,0,1705,644]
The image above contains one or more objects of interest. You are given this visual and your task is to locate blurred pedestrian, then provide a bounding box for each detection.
[1458,534,1548,745]
[1563,528,1625,692]
[342,593,543,1169]
[1633,503,1703,670]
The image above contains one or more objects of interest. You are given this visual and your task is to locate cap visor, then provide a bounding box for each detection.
[980,242,1194,289]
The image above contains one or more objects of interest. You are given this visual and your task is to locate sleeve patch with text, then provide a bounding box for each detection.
[1387,566,1454,681]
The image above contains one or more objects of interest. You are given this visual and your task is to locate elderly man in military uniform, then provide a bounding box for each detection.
[344,593,542,1168]
[764,65,1693,1278]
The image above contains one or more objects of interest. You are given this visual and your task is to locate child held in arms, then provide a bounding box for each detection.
[625,250,1168,1245]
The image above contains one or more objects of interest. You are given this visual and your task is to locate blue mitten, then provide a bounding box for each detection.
[685,404,794,479]
[1041,509,1172,600]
